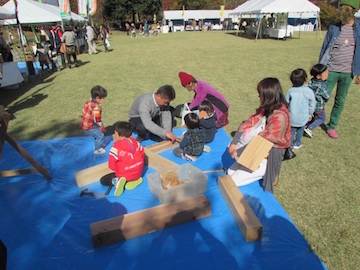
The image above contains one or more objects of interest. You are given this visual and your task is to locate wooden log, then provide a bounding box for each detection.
[90,195,211,248]
[218,175,262,242]
[236,135,273,172]
[75,162,112,187]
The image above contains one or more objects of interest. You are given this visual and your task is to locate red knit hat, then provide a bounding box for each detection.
[179,72,194,87]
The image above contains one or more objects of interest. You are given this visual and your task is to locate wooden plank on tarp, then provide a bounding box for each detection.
[90,195,211,248]
[218,175,262,242]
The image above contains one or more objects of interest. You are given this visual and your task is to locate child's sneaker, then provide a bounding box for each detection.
[94,148,106,155]
[125,177,143,190]
[114,177,126,196]
[293,144,302,150]
[184,154,197,161]
[304,128,312,138]
[203,145,211,152]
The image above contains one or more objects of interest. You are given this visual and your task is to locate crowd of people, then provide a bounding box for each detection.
[78,0,359,196]
[29,23,111,72]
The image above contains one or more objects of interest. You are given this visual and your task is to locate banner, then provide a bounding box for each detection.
[78,0,87,17]
[89,0,97,16]
[220,5,225,18]
[58,0,70,18]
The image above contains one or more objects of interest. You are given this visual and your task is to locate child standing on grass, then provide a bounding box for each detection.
[81,85,112,155]
[198,100,217,143]
[173,113,206,161]
[109,121,145,197]
[285,68,315,149]
[304,64,331,138]
[35,42,50,72]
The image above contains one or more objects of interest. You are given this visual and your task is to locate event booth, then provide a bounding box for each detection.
[229,0,320,39]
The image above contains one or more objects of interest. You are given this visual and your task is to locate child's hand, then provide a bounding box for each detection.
[308,115,313,122]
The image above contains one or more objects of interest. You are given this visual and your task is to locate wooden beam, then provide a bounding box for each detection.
[237,135,273,172]
[144,139,180,153]
[75,162,112,187]
[90,195,211,248]
[75,140,180,187]
[218,175,262,242]
[144,148,178,171]
[0,167,38,178]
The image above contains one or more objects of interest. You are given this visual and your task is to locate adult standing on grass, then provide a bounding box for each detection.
[178,71,230,128]
[61,25,78,68]
[227,78,291,193]
[85,22,97,55]
[129,85,177,143]
[319,0,360,139]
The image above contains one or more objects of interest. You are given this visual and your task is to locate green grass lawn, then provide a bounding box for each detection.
[1,29,360,269]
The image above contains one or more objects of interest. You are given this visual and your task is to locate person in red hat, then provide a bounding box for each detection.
[178,71,230,128]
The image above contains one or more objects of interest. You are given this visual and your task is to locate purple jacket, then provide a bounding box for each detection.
[189,80,229,120]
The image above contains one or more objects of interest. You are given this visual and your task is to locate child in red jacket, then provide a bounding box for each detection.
[109,121,145,196]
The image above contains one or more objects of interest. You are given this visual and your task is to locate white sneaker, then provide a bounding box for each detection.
[304,128,313,138]
[203,145,211,153]
[184,154,197,161]
[94,148,106,154]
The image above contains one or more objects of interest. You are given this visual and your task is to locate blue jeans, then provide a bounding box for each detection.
[291,126,305,147]
[308,111,326,130]
[84,128,112,150]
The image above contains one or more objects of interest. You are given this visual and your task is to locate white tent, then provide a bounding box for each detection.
[229,0,319,16]
[164,10,232,22]
[0,6,15,20]
[2,0,84,25]
[230,0,320,39]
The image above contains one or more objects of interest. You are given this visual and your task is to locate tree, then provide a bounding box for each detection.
[169,0,223,10]
[103,0,161,23]
[319,2,339,29]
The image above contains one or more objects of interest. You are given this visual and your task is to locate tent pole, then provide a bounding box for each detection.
[255,16,260,42]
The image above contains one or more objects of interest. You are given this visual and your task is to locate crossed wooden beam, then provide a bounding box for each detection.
[0,106,51,180]
[75,137,263,247]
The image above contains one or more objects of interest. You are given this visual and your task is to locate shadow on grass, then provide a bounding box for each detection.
[7,118,120,141]
[0,71,56,109]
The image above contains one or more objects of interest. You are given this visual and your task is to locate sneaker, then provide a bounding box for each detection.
[203,145,211,153]
[293,144,302,150]
[114,177,126,196]
[327,129,338,139]
[125,177,143,190]
[184,154,197,161]
[94,148,106,154]
[304,128,312,138]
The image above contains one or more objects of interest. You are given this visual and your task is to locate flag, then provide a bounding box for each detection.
[78,0,87,17]
[31,26,40,43]
[181,5,184,17]
[58,0,71,18]
[89,0,98,16]
[220,5,225,18]
[17,26,27,46]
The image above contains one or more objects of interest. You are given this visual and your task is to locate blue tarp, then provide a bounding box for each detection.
[0,128,326,270]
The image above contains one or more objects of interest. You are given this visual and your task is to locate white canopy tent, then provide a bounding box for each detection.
[230,0,320,39]
[0,6,15,20]
[2,0,85,25]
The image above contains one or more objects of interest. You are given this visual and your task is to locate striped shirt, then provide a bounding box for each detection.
[328,24,355,73]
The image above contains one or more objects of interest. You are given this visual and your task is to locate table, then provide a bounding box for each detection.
[0,61,24,88]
